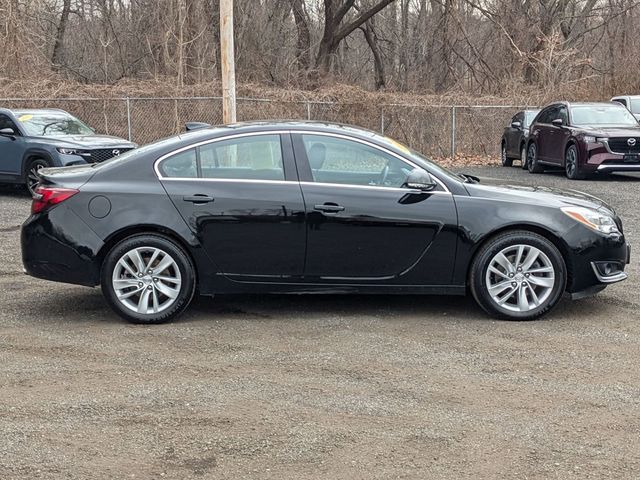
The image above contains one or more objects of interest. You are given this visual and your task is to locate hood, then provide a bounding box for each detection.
[575,125,640,137]
[464,179,615,215]
[34,134,136,149]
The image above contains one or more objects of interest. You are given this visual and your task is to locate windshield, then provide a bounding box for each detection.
[16,112,94,136]
[524,110,539,127]
[571,105,639,126]
[630,99,640,115]
[379,135,464,183]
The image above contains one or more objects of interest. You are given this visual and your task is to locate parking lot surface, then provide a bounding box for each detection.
[1,166,639,479]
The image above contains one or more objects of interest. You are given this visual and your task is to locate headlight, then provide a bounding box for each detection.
[57,147,88,156]
[561,206,620,234]
[582,135,596,143]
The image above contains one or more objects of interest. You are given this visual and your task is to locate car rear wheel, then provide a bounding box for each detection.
[520,145,528,169]
[565,144,586,180]
[501,143,513,167]
[101,234,196,324]
[25,158,50,196]
[527,143,543,173]
[470,231,566,320]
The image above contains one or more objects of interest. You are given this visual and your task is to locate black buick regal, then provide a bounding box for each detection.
[21,122,630,324]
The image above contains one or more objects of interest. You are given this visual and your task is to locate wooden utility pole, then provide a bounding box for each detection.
[220,0,237,124]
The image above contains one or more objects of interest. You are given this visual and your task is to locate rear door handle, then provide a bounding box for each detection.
[183,194,214,204]
[314,203,345,213]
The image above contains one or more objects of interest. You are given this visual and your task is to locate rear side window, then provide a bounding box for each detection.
[199,134,284,180]
[612,98,627,107]
[630,99,640,115]
[159,148,197,178]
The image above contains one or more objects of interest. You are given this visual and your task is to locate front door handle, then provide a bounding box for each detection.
[183,194,214,204]
[314,203,345,213]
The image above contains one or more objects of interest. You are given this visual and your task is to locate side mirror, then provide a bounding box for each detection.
[403,168,437,191]
[551,118,564,127]
[511,121,522,129]
[0,128,15,137]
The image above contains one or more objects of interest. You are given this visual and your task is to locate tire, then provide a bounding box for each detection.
[527,143,543,173]
[101,234,196,324]
[520,145,528,169]
[564,144,586,180]
[501,142,513,167]
[25,158,50,195]
[469,230,567,321]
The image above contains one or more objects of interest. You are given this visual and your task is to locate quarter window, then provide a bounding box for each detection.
[301,134,414,188]
[159,148,198,178]
[199,134,284,180]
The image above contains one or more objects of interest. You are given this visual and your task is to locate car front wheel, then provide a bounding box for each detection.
[101,234,196,324]
[527,143,543,173]
[25,158,50,196]
[501,142,513,167]
[520,145,528,169]
[470,231,567,320]
[565,144,586,180]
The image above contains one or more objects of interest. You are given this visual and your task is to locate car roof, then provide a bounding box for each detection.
[612,95,640,99]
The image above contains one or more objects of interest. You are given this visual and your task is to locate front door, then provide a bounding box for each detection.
[158,132,307,282]
[0,114,23,176]
[292,133,458,285]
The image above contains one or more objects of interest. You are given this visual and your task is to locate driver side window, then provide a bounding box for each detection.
[301,134,413,188]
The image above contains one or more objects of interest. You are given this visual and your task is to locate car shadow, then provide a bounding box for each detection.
[0,184,29,198]
[30,287,618,326]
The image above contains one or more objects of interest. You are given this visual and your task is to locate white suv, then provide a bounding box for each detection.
[611,95,640,121]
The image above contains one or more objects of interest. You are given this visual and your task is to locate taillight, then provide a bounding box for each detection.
[31,186,79,214]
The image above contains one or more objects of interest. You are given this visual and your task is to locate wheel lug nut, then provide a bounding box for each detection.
[525,273,530,277]
[147,286,152,290]
[512,282,517,287]
[153,278,158,282]
[138,282,143,287]
[138,273,143,278]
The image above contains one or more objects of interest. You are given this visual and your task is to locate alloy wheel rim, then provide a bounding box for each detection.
[501,145,507,164]
[527,146,536,171]
[28,164,45,193]
[485,244,555,313]
[521,147,527,166]
[566,148,577,176]
[112,247,182,315]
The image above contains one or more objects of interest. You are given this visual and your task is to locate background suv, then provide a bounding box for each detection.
[0,108,136,193]
[526,102,640,179]
[611,95,640,120]
[500,109,540,169]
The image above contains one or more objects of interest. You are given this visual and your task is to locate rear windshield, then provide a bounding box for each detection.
[571,105,639,126]
[17,112,94,136]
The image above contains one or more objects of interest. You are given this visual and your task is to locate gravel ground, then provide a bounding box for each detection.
[1,166,639,479]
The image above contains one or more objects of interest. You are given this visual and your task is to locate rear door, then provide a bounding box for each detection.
[292,132,458,285]
[157,132,307,282]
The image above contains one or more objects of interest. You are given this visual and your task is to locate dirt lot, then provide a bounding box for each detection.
[1,166,639,479]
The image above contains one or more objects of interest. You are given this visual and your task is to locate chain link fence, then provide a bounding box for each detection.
[1,97,534,157]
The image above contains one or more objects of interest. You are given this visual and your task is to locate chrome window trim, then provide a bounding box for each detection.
[299,181,452,195]
[154,130,290,180]
[153,129,450,193]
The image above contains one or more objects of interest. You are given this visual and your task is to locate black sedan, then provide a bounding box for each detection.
[21,122,630,324]
[500,109,539,169]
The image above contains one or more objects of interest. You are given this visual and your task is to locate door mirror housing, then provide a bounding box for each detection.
[510,121,522,129]
[551,118,564,127]
[0,127,15,137]
[404,168,437,191]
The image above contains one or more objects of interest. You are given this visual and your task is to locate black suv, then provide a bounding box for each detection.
[0,108,136,193]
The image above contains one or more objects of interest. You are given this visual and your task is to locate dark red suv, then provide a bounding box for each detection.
[526,102,640,179]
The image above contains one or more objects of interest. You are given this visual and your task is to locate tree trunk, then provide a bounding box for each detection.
[361,20,386,90]
[290,0,311,72]
[52,0,72,70]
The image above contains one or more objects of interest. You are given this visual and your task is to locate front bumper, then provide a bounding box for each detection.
[584,143,640,173]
